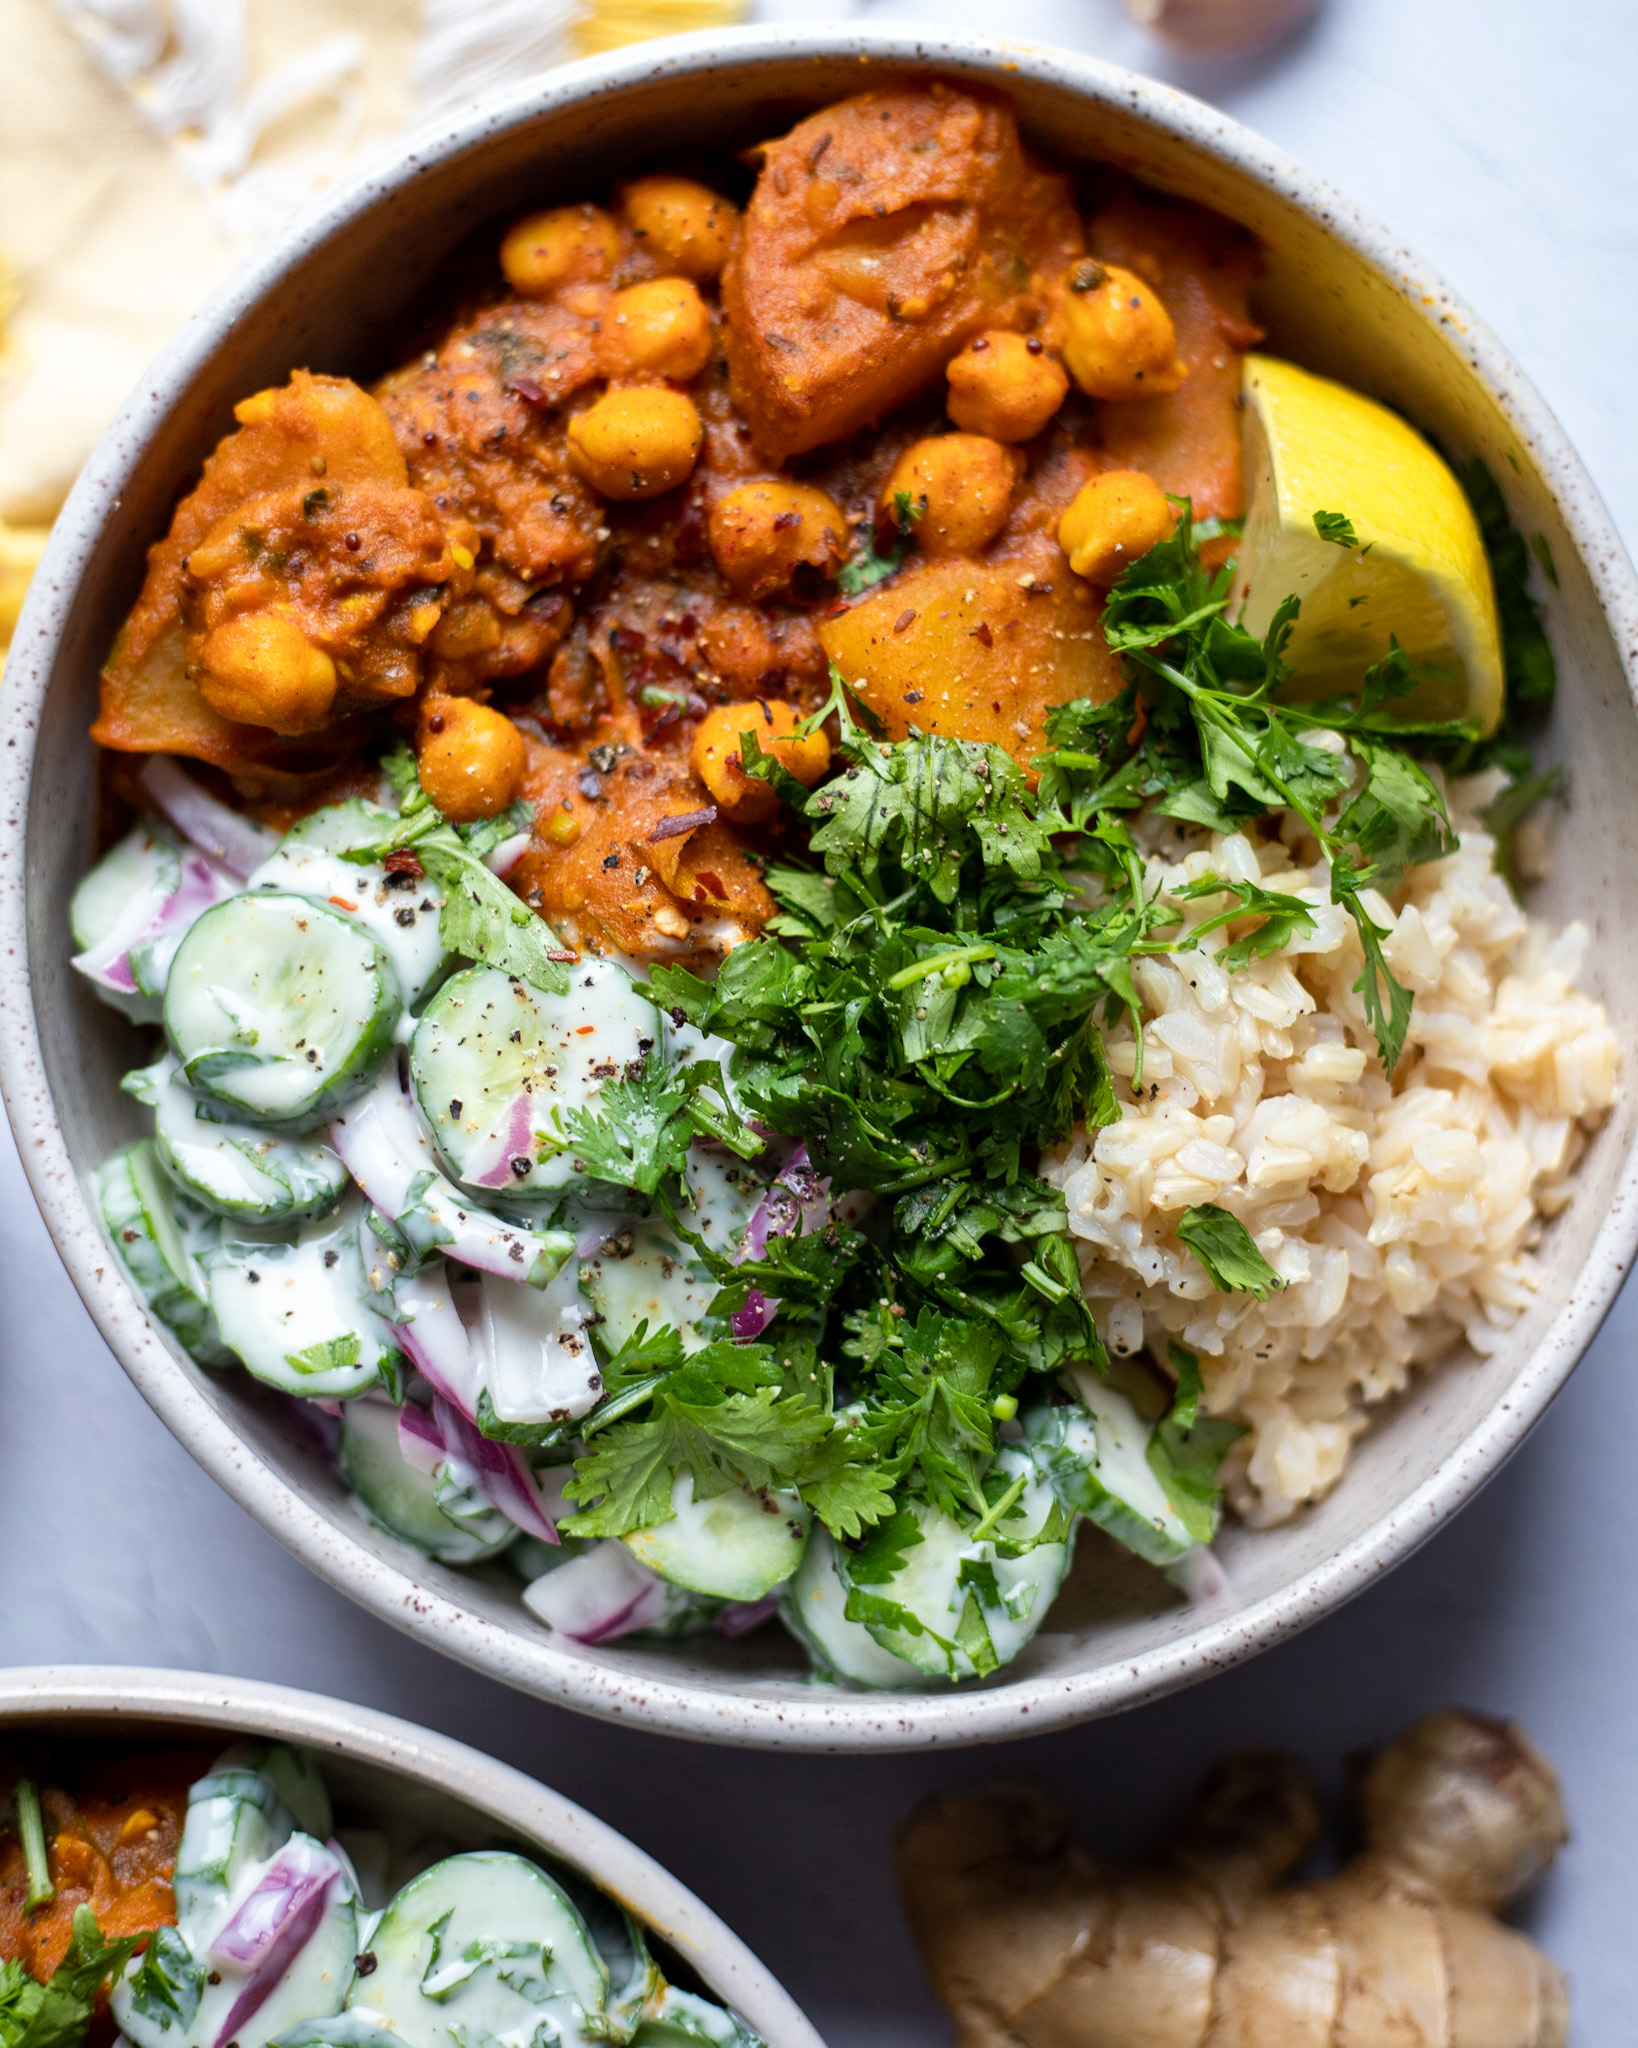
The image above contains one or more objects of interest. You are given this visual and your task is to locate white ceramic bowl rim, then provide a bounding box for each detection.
[0,1664,822,2047]
[5,27,1638,1750]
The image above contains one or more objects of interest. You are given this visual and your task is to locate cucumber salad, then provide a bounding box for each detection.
[81,658,1247,1692]
[107,1740,755,2048]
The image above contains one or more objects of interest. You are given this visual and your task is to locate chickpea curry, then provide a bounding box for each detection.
[1,1751,202,2047]
[93,78,1261,967]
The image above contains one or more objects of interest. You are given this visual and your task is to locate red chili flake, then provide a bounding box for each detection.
[893,609,917,633]
[648,806,718,842]
[971,621,994,648]
[772,510,802,532]
[383,848,425,878]
[824,599,850,619]
[328,895,358,912]
[695,870,728,900]
[508,377,548,405]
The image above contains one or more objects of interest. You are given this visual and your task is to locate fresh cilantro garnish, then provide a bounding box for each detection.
[1177,1205,1283,1297]
[0,1907,147,2048]
[1145,1343,1246,1545]
[835,522,913,597]
[1312,509,1364,549]
[343,750,568,995]
[119,1927,202,2040]
[285,1334,361,1377]
[561,1057,759,1197]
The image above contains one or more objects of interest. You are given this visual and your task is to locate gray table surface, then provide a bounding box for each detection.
[6,0,1637,2038]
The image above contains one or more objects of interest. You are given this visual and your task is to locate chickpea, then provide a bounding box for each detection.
[880,435,1017,558]
[691,699,831,823]
[1058,468,1175,585]
[418,697,528,822]
[617,176,738,282]
[1059,258,1187,401]
[709,480,848,600]
[430,597,502,660]
[566,387,703,500]
[945,330,1069,443]
[198,611,337,734]
[599,278,714,383]
[500,205,619,297]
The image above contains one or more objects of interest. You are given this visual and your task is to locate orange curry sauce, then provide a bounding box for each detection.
[91,80,1260,964]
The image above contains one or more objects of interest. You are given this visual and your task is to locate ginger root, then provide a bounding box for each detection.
[897,1709,1569,2048]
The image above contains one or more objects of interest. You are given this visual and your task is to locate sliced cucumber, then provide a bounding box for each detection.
[206,1197,402,1398]
[634,1989,760,2048]
[249,812,448,1012]
[128,1055,349,1222]
[71,824,181,1022]
[545,1873,660,2048]
[836,1460,1072,1683]
[346,1852,609,2048]
[94,1138,220,1361]
[194,1835,359,2048]
[622,1472,809,1602]
[339,1399,516,1564]
[172,1756,295,1927]
[578,1221,720,1354]
[167,893,401,1127]
[1034,1369,1196,1566]
[478,1264,603,1426]
[521,1539,718,1643]
[679,1147,767,1263]
[409,961,651,1200]
[208,1741,333,1840]
[271,2015,404,2048]
[779,1529,922,1691]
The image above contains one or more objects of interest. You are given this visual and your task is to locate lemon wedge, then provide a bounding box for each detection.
[1232,354,1504,734]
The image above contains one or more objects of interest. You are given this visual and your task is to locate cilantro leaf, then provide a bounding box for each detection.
[563,1057,757,1195]
[118,1926,202,2042]
[835,521,912,597]
[285,1334,360,1377]
[0,1908,149,2048]
[1456,459,1556,712]
[1146,1343,1246,1546]
[1177,1205,1283,1297]
[1172,874,1315,970]
[1312,510,1364,550]
[560,1386,831,1537]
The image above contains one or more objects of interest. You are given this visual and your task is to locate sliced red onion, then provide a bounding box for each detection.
[328,1063,435,1220]
[71,875,172,994]
[478,1268,602,1425]
[466,1092,538,1191]
[521,1541,676,1643]
[390,1264,483,1415]
[742,1146,832,1261]
[718,1593,781,1638]
[433,1395,559,1544]
[209,1839,339,2047]
[725,1147,837,1340]
[141,755,278,880]
[574,1213,627,1259]
[729,1288,778,1342]
[332,1069,570,1287]
[397,1401,446,1477]
[1170,1546,1230,1603]
[484,831,531,877]
[647,805,717,843]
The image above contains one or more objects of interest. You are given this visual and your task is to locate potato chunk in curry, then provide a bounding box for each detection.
[722,84,1082,463]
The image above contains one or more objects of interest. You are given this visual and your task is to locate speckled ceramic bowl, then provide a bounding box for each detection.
[5,30,1637,1750]
[0,1665,821,2045]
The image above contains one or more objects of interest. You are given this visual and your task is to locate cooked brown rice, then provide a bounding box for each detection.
[1039,766,1619,1528]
